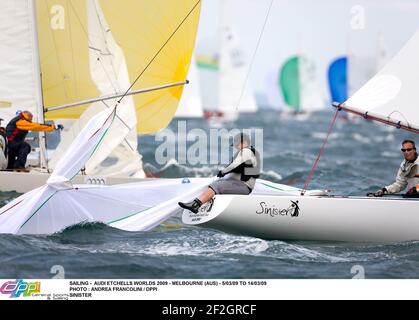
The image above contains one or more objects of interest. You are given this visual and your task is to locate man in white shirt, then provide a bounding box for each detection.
[179,133,261,213]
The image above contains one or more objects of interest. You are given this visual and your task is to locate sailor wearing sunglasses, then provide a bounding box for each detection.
[369,140,419,198]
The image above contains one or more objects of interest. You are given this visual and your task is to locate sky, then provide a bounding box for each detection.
[195,0,419,108]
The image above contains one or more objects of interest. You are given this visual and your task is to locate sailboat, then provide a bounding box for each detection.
[183,29,419,243]
[279,55,324,114]
[0,0,197,193]
[174,54,204,119]
[201,0,258,122]
[0,0,203,235]
[328,56,348,104]
[0,104,326,235]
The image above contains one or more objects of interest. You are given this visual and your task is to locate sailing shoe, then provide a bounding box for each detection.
[178,198,203,214]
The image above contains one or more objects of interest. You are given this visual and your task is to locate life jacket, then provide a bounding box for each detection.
[6,115,28,144]
[230,146,261,182]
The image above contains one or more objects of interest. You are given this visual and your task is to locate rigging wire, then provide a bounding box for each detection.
[235,0,275,112]
[68,0,120,94]
[301,107,341,196]
[117,0,202,106]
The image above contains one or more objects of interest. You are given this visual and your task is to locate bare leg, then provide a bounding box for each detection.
[199,188,215,204]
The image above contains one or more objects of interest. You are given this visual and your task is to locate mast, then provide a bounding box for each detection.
[29,0,48,171]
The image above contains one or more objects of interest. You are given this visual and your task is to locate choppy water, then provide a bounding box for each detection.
[1,110,418,279]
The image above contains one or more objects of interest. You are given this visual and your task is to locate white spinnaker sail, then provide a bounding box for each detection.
[49,0,144,177]
[0,104,210,235]
[175,54,204,118]
[0,0,39,122]
[344,29,419,131]
[0,178,212,235]
[50,108,116,182]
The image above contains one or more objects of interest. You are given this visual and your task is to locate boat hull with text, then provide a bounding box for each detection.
[183,194,419,243]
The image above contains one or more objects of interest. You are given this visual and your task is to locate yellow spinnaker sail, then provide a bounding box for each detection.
[37,0,201,134]
[37,0,100,119]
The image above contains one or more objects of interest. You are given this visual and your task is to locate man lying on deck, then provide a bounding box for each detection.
[179,133,261,213]
[369,139,419,198]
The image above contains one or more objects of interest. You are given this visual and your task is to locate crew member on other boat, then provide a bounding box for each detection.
[5,111,64,171]
[179,133,261,213]
[369,139,419,198]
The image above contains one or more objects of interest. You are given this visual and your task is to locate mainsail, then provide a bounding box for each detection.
[0,0,42,126]
[342,30,419,133]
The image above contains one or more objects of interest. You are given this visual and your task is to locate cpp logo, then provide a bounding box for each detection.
[0,280,41,298]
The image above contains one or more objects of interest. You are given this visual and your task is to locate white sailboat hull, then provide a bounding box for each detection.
[183,195,419,243]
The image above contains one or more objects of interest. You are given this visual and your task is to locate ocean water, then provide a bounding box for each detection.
[1,110,418,279]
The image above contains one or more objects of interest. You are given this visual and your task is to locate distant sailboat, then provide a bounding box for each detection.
[279,55,323,114]
[200,0,258,122]
[196,54,221,118]
[328,56,348,104]
[218,24,258,115]
[174,54,204,119]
